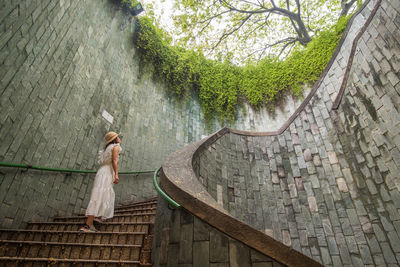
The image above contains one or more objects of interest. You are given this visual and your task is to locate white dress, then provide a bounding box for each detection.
[85,143,121,219]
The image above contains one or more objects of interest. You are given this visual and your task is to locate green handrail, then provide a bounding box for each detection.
[153,167,181,208]
[0,161,181,208]
[0,161,180,208]
[0,161,154,175]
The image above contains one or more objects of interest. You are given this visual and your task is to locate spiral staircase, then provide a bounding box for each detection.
[0,197,157,266]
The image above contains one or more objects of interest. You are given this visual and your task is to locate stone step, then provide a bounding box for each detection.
[0,197,157,266]
[114,200,157,210]
[0,256,151,267]
[54,213,156,223]
[0,229,146,245]
[0,240,141,261]
[114,206,157,214]
[26,221,151,232]
[114,198,157,208]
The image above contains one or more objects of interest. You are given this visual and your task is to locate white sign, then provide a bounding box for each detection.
[102,110,114,124]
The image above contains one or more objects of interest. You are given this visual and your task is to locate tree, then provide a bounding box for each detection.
[144,0,361,63]
[340,0,362,17]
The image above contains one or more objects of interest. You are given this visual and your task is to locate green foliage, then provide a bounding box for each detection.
[121,0,140,8]
[134,16,350,123]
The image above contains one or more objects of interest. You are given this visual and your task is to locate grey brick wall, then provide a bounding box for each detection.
[0,0,316,228]
[0,0,210,228]
[194,0,400,266]
[152,196,285,267]
[0,167,156,228]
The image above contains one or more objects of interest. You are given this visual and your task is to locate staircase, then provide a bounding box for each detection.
[0,197,157,266]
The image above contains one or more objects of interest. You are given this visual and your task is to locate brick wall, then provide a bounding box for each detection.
[152,196,285,267]
[0,0,319,228]
[0,0,209,228]
[194,0,400,265]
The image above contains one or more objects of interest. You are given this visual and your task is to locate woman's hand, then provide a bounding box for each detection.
[114,174,119,184]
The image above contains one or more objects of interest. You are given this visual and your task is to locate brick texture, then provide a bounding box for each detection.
[194,0,400,266]
[152,196,285,266]
[0,0,205,228]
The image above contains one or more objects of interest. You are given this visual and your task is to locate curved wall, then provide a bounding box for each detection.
[152,195,285,267]
[0,0,207,228]
[0,0,317,228]
[156,0,400,266]
[190,0,400,265]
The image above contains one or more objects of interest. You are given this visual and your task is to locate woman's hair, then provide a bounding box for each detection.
[105,138,118,149]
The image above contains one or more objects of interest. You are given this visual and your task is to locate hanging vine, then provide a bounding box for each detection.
[133,15,350,122]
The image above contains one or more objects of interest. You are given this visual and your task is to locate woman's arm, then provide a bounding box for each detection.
[112,145,120,184]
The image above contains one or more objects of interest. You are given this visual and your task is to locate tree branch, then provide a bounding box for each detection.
[340,0,357,16]
[199,9,231,24]
[277,38,297,58]
[220,0,297,17]
[255,37,298,61]
[210,14,252,52]
[237,0,262,7]
[242,19,269,40]
[295,0,301,16]
[199,19,213,35]
[289,16,301,38]
[286,0,290,11]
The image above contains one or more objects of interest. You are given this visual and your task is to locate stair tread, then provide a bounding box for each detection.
[115,199,157,207]
[28,221,152,225]
[115,206,156,210]
[1,198,157,265]
[0,229,147,235]
[0,240,143,247]
[0,256,142,263]
[55,213,156,220]
[115,204,157,211]
[115,204,156,208]
[115,209,156,215]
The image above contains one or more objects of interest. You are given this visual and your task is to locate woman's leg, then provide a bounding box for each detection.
[86,215,95,227]
[80,215,97,232]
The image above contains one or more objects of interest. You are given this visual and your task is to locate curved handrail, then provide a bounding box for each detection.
[161,128,321,266]
[153,167,181,209]
[0,161,154,175]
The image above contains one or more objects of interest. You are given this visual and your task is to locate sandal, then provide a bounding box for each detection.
[94,217,103,223]
[79,224,98,233]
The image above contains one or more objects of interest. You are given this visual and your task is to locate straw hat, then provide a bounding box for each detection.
[105,131,120,146]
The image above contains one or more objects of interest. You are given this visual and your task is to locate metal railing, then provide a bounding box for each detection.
[152,167,181,209]
[0,161,181,208]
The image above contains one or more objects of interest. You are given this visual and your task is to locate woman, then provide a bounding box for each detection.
[80,131,122,232]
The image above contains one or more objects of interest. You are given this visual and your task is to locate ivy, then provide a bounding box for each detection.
[121,0,140,8]
[134,16,351,123]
